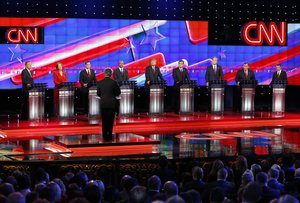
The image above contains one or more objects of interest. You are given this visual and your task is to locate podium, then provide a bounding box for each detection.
[210,80,227,113]
[240,80,257,112]
[58,82,76,118]
[119,81,136,116]
[179,80,196,113]
[149,81,166,114]
[88,84,100,116]
[271,81,287,113]
[28,83,47,120]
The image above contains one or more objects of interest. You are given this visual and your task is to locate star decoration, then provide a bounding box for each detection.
[8,44,27,63]
[126,36,137,61]
[218,49,226,60]
[140,22,166,51]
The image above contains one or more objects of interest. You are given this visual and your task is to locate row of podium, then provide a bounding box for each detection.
[27,80,288,120]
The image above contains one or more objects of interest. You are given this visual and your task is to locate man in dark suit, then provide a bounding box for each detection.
[205,56,224,86]
[79,61,97,114]
[97,68,121,141]
[21,61,34,120]
[235,62,256,86]
[271,63,288,84]
[113,60,129,84]
[145,58,164,88]
[172,60,190,112]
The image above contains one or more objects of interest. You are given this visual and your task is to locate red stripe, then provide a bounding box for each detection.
[0,17,65,27]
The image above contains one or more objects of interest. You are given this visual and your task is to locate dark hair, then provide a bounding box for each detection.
[17,174,31,190]
[242,182,262,202]
[256,172,268,184]
[147,175,161,191]
[85,61,91,65]
[268,168,279,179]
[104,68,113,77]
[243,62,249,65]
[276,63,281,66]
[83,184,101,203]
[129,186,148,203]
[178,60,184,64]
[25,61,31,66]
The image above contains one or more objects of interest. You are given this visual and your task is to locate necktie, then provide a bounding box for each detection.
[87,69,91,78]
[213,65,217,74]
[152,67,156,74]
[244,70,248,78]
[277,71,280,78]
[27,69,32,77]
[180,68,184,78]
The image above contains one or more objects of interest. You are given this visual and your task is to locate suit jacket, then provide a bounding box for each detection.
[235,69,256,83]
[53,70,67,86]
[113,67,129,83]
[97,77,121,109]
[79,69,97,88]
[205,64,224,83]
[21,68,33,93]
[172,67,190,86]
[145,66,164,86]
[271,70,287,84]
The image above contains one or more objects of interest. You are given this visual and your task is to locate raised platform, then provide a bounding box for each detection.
[0,112,300,162]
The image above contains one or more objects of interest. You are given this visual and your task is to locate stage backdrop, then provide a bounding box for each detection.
[0,18,299,89]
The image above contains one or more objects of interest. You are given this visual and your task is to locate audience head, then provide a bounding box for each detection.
[83,183,101,203]
[251,164,262,179]
[147,175,161,191]
[165,195,185,203]
[163,181,178,198]
[123,177,138,193]
[235,155,248,173]
[217,168,228,181]
[17,174,31,191]
[34,168,49,184]
[187,189,201,203]
[129,186,148,203]
[0,183,15,197]
[277,194,299,203]
[295,168,300,177]
[268,168,280,180]
[192,166,203,181]
[242,182,262,203]
[256,172,268,187]
[294,160,300,169]
[7,192,25,203]
[242,170,254,186]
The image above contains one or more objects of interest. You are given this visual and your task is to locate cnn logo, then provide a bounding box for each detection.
[5,27,43,44]
[242,21,287,46]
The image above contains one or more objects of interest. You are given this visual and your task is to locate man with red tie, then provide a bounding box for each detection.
[235,62,256,86]
[79,61,97,114]
[205,56,224,86]
[271,63,288,84]
[145,58,164,88]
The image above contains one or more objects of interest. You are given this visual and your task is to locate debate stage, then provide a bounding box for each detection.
[1,111,300,162]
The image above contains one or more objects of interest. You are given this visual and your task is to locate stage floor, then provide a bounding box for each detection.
[0,112,300,161]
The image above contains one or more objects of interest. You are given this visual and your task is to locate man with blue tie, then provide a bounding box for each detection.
[113,60,129,84]
[205,57,224,86]
[172,60,190,112]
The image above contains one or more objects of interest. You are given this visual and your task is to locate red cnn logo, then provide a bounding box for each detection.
[6,28,39,44]
[242,21,286,46]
